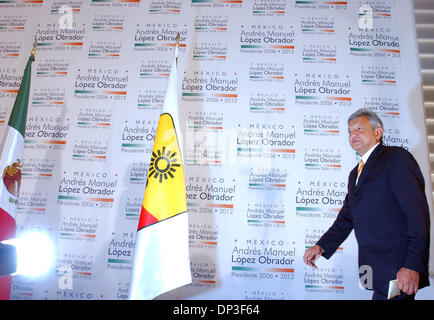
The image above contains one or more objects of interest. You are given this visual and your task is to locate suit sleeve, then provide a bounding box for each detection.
[316,192,354,259]
[389,149,430,274]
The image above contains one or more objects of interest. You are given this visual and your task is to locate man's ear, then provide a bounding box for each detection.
[375,127,384,141]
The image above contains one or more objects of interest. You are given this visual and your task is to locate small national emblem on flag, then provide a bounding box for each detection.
[2,159,22,197]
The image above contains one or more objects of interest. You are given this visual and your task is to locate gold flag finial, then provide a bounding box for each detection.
[175,33,180,65]
[175,33,180,48]
[31,40,37,57]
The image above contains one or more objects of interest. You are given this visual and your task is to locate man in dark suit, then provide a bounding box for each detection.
[303,108,431,300]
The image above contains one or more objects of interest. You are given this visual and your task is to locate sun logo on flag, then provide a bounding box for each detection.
[148,146,181,183]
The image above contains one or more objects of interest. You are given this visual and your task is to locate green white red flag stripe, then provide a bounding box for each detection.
[0,54,34,300]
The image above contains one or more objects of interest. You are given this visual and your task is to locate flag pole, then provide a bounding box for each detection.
[175,33,180,66]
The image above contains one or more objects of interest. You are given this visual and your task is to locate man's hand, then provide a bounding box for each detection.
[303,245,323,268]
[396,267,419,295]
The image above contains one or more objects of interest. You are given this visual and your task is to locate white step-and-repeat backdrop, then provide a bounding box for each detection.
[0,0,431,299]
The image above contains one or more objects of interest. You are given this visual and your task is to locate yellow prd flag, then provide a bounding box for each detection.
[128,35,191,300]
[138,113,187,227]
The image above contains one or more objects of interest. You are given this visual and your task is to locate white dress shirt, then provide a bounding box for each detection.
[356,142,379,184]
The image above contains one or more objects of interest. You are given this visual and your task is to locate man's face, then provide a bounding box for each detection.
[348,116,383,156]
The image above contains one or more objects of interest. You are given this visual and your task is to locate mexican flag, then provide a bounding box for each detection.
[129,44,191,300]
[0,54,34,299]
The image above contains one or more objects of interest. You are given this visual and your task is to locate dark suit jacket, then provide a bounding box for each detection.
[317,144,431,296]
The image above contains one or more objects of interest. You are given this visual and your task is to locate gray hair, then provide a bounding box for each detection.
[347,108,383,130]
